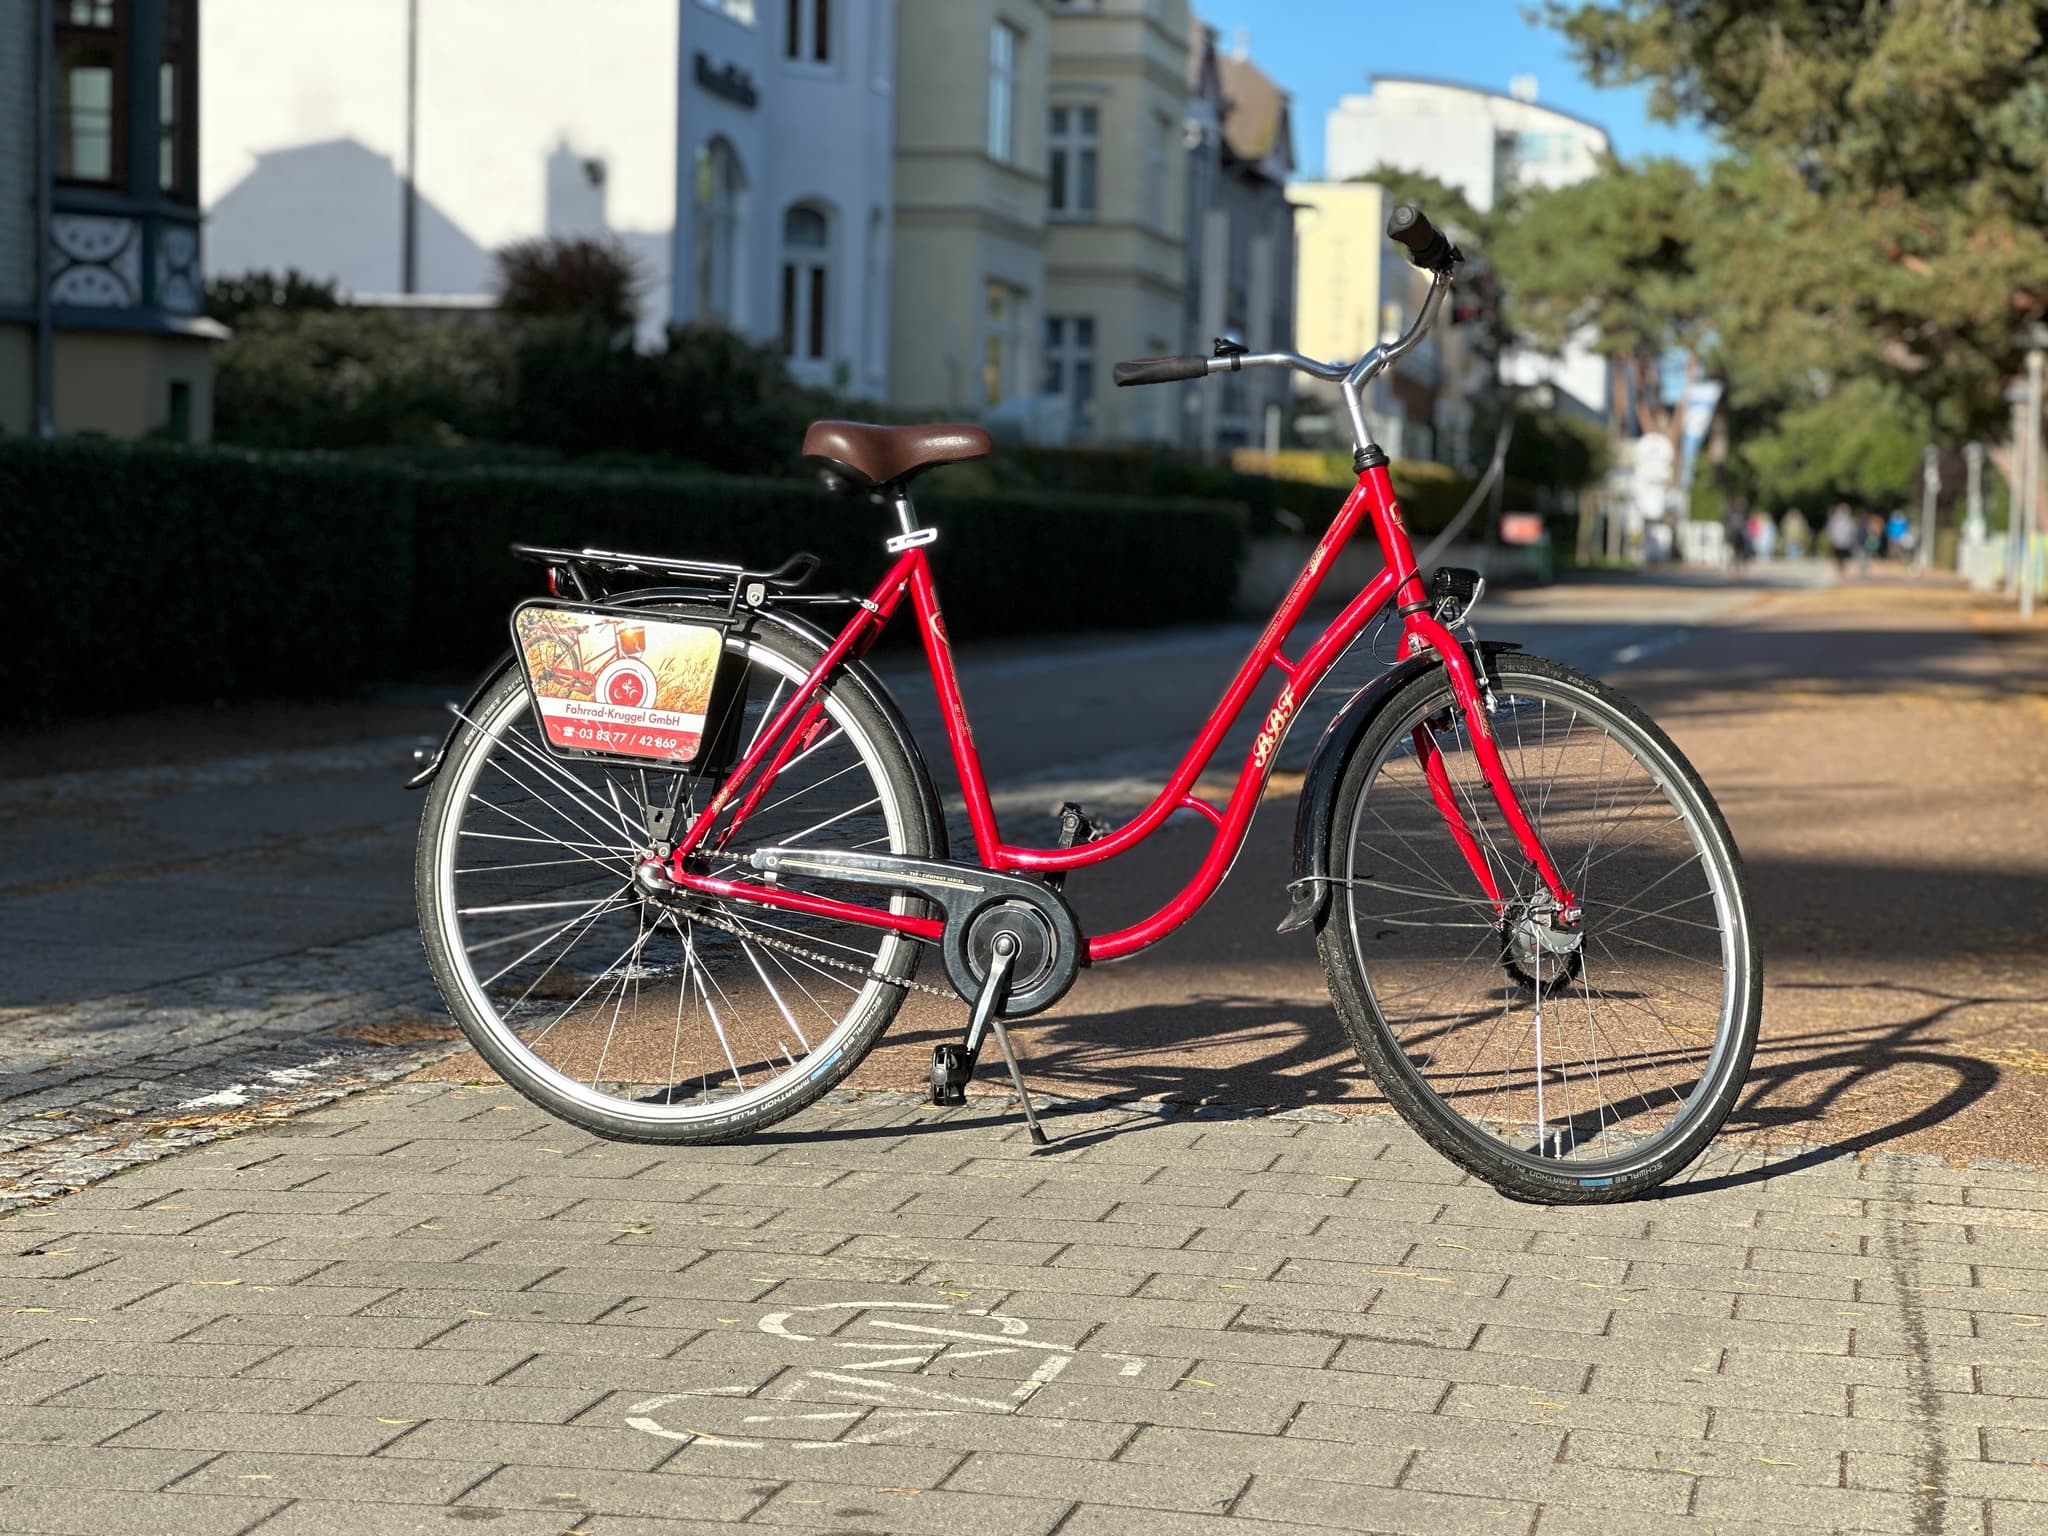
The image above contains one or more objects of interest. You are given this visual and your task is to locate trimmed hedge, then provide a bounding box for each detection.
[997,445,1477,541]
[408,466,1244,670]
[1,442,415,724]
[3,440,1244,726]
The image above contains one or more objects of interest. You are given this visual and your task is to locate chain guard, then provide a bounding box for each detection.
[748,846,1083,1016]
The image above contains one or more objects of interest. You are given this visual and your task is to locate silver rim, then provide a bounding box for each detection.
[431,635,915,1128]
[1343,668,1746,1177]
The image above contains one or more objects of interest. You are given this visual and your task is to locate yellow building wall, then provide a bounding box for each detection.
[52,332,216,442]
[1045,0,1187,444]
[892,0,1050,417]
[1291,182,1386,365]
[0,327,214,441]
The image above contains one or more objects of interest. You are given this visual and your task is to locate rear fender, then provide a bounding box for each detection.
[1278,639,1520,934]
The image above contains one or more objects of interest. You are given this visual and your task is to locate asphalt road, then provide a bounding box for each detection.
[5,565,1865,1206]
[0,569,1791,1014]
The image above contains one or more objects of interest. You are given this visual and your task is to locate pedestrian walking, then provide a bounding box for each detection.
[1860,511,1883,575]
[1886,507,1915,561]
[1782,507,1812,559]
[1748,509,1777,561]
[1723,496,1752,577]
[1826,503,1858,578]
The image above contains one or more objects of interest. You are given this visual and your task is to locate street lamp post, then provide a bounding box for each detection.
[2023,333,2046,621]
[1918,445,1938,573]
[1963,441,1986,588]
[2008,389,2029,597]
[402,0,419,294]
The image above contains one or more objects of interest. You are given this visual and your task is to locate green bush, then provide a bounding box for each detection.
[1000,445,1334,538]
[3,440,1245,725]
[212,309,838,476]
[213,309,509,450]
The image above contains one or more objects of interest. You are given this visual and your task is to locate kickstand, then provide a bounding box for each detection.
[963,931,1048,1145]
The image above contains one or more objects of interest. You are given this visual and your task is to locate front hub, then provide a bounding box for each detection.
[1499,896,1585,996]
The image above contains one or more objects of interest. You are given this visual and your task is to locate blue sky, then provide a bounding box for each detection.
[1194,0,1718,176]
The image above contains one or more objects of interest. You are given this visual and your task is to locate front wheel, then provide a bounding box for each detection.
[1317,652,1760,1203]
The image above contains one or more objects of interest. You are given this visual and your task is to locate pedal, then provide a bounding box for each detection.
[1429,567,1485,628]
[1054,802,1103,849]
[930,1042,976,1107]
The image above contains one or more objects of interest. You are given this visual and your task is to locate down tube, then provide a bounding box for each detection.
[1087,559,1401,962]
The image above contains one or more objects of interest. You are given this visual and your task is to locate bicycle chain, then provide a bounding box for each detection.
[674,898,959,1001]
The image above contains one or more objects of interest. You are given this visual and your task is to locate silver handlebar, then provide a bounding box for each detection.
[1202,266,1456,450]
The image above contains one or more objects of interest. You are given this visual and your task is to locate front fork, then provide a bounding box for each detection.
[1402,615,1579,924]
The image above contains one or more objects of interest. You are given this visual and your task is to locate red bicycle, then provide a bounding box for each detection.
[412,208,1759,1203]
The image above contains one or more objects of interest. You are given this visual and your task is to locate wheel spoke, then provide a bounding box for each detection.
[1338,661,1749,1188]
[427,630,919,1132]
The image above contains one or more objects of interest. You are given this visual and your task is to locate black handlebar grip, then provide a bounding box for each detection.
[1386,204,1459,272]
[1114,356,1212,387]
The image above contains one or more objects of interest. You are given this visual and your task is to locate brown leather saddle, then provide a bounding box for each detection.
[802,420,991,496]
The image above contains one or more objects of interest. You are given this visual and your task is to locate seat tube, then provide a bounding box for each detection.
[908,553,1002,860]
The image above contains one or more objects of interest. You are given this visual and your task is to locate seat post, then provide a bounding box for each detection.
[883,492,938,554]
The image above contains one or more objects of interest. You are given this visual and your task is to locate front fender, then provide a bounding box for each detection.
[1278,639,1520,935]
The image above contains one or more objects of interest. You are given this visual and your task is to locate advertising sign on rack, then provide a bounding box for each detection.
[512,604,726,767]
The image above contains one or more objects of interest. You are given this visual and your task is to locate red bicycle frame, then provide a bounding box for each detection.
[663,459,1577,963]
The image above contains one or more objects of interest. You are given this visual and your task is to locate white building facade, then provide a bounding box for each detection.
[1325,74,1608,214]
[676,0,897,400]
[202,0,678,336]
[1324,74,1609,421]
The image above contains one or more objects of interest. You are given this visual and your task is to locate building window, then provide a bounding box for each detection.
[1042,315,1095,435]
[1144,112,1170,230]
[785,0,830,62]
[697,0,756,25]
[984,281,1024,406]
[781,204,830,360]
[159,0,197,200]
[694,138,746,324]
[988,23,1020,163]
[1047,106,1097,219]
[55,0,124,187]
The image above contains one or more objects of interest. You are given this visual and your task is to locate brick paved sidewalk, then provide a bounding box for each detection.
[5,1081,2048,1536]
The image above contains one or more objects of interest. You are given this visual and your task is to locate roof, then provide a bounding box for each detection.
[1363,73,1611,143]
[1216,52,1295,177]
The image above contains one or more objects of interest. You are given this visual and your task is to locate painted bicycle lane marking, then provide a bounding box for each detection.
[624,1299,1149,1450]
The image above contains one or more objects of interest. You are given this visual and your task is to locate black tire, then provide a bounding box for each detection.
[1316,652,1760,1203]
[417,601,941,1144]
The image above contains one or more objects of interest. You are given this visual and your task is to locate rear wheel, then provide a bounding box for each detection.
[417,604,939,1143]
[1317,652,1759,1202]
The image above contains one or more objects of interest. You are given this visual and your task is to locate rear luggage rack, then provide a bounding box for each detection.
[511,545,822,614]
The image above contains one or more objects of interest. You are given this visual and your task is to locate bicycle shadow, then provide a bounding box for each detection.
[1660,978,2022,1197]
[842,974,2028,1182]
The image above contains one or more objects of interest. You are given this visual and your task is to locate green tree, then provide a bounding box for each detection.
[1343,163,1490,243]
[495,235,643,335]
[205,269,341,327]
[1544,0,2048,437]
[1488,157,1707,446]
[1738,376,1929,512]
